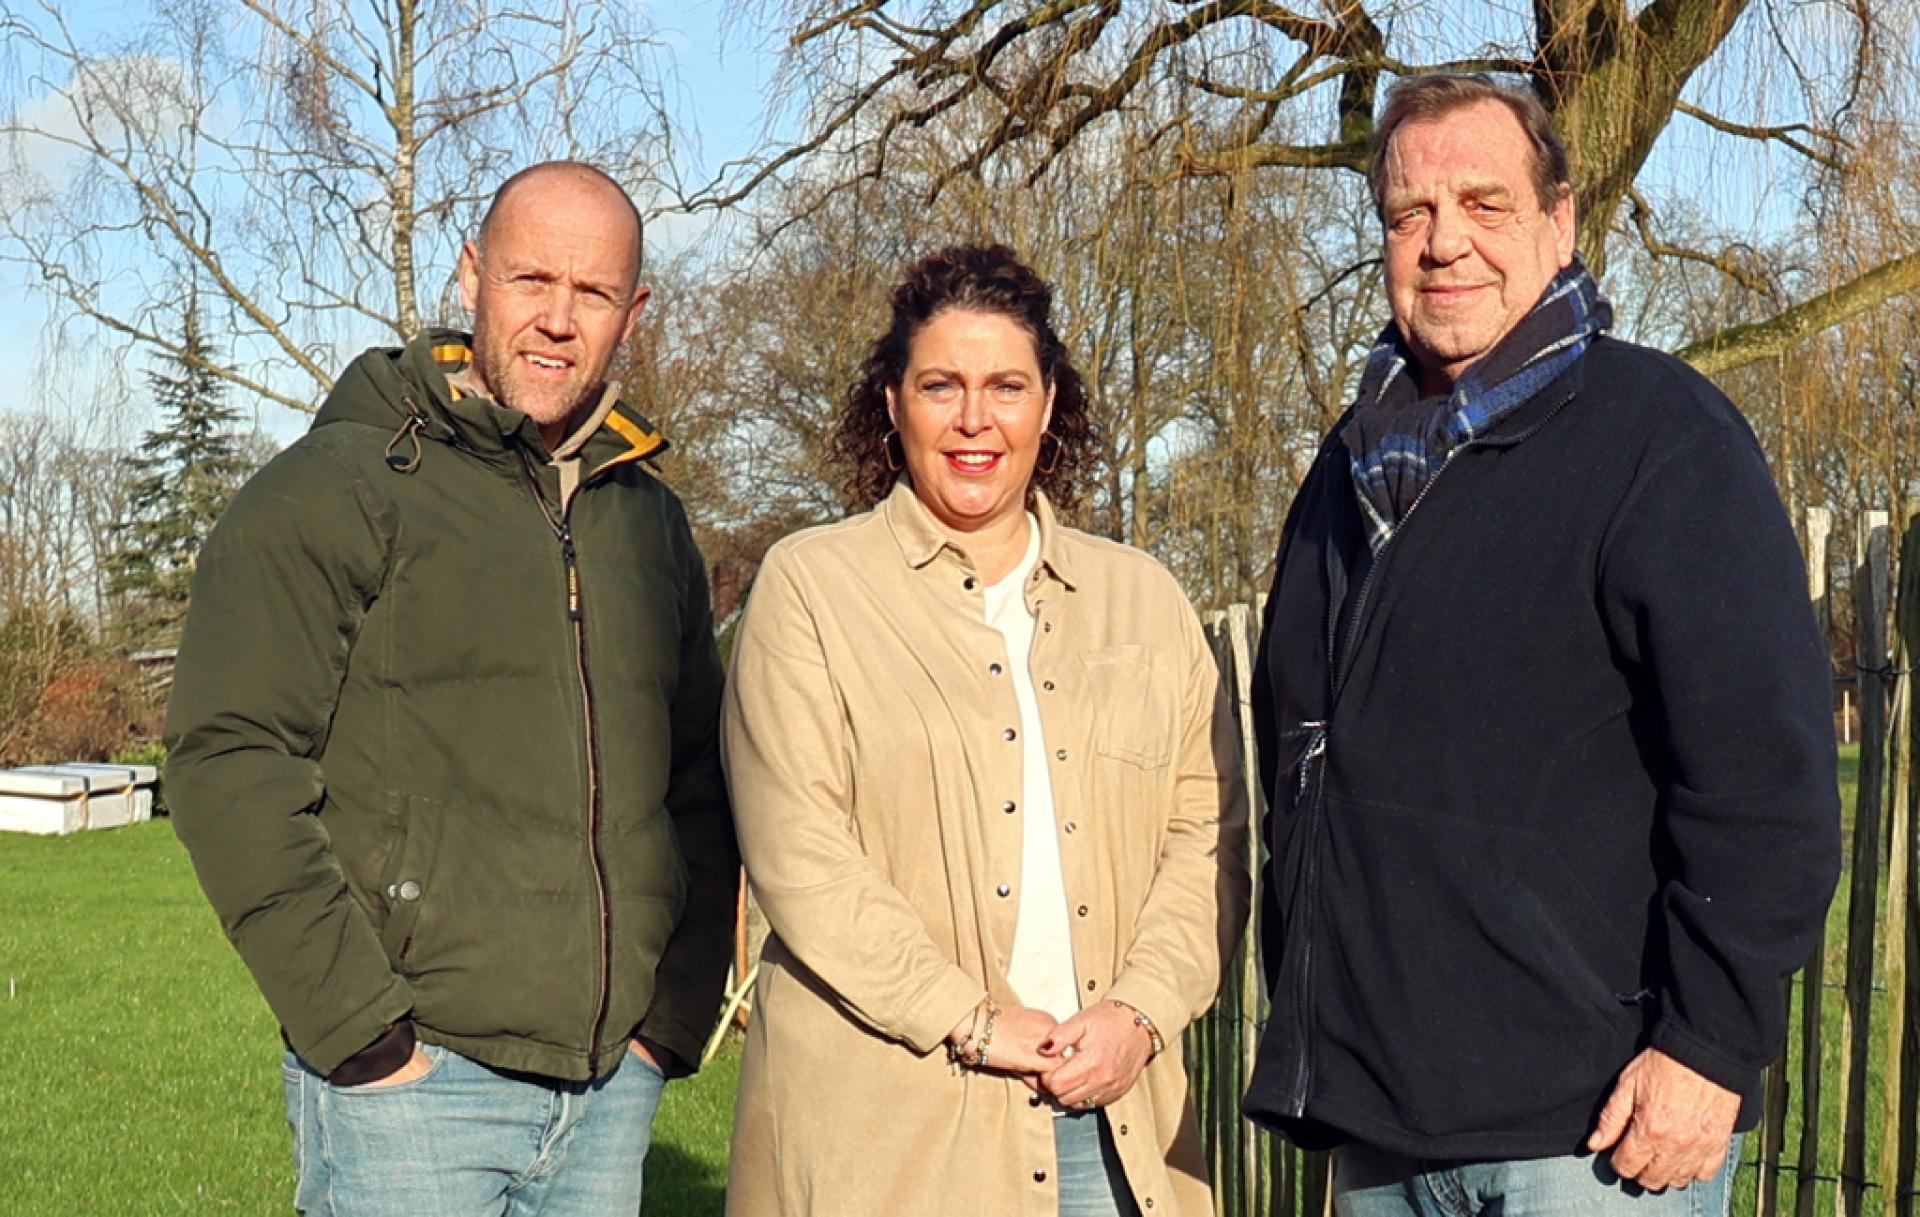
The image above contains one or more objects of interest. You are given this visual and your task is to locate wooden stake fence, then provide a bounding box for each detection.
[1191,505,1920,1217]
[1194,603,1333,1217]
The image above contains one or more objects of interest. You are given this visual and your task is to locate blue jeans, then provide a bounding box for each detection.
[1335,1136,1744,1217]
[282,1041,666,1216]
[1054,1111,1142,1217]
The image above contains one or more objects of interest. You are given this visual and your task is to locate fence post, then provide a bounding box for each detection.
[1270,1141,1295,1217]
[1795,506,1834,1217]
[1302,1151,1333,1217]
[1201,610,1249,1216]
[1838,510,1891,1217]
[1809,508,1834,635]
[1758,968,1790,1217]
[1887,515,1920,1217]
[1201,613,1228,1211]
[1227,602,1265,1216]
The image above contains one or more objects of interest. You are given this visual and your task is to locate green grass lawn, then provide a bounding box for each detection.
[1729,742,1906,1217]
[0,821,737,1215]
[0,747,1896,1216]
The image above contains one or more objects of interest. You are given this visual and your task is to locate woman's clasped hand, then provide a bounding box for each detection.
[946,997,1159,1110]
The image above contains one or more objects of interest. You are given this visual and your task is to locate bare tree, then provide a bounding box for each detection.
[0,409,131,623]
[654,92,1375,607]
[0,0,677,414]
[712,0,1919,378]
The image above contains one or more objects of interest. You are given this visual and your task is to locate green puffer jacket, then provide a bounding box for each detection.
[166,331,736,1082]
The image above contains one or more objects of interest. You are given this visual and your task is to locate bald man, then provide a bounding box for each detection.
[167,162,737,1215]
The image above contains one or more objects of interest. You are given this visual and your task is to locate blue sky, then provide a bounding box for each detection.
[656,2,789,205]
[0,1,1837,441]
[0,0,780,440]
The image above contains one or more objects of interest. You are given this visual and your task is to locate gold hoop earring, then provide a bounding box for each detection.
[1035,431,1062,477]
[883,428,905,473]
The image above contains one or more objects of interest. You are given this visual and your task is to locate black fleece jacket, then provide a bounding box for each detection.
[1244,336,1841,1160]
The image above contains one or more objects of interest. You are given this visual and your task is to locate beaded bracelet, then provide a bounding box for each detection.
[969,999,1002,1069]
[946,997,1002,1069]
[1110,999,1165,1057]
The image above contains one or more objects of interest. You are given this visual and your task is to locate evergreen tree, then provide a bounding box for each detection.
[107,308,256,645]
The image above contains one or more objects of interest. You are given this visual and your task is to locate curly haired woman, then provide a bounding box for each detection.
[722,243,1249,1217]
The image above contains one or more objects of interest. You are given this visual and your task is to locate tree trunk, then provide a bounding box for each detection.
[1535,0,1749,274]
[390,0,421,339]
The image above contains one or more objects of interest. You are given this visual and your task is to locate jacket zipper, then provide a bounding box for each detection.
[1283,388,1577,1117]
[523,454,615,1074]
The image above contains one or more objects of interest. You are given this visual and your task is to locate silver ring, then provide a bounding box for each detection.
[1060,1044,1077,1059]
[1078,1098,1098,1111]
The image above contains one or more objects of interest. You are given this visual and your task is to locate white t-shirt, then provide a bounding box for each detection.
[981,517,1080,1022]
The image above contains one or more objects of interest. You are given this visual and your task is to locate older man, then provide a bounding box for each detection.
[166,162,736,1215]
[1245,75,1840,1216]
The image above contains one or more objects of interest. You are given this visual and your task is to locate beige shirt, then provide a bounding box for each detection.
[723,480,1250,1217]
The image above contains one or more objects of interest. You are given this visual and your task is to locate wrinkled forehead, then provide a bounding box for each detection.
[1382,103,1538,194]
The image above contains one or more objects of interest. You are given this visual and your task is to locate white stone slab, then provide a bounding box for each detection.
[0,789,90,835]
[14,765,134,829]
[0,769,89,798]
[55,761,159,787]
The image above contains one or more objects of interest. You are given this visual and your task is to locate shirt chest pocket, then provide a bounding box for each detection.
[1077,644,1177,769]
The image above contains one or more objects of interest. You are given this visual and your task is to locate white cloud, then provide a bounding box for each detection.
[1,52,197,204]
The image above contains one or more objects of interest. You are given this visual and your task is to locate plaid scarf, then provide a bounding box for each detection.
[1343,257,1612,552]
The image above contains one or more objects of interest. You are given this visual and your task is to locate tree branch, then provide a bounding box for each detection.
[1175,135,1368,177]
[1678,250,1920,376]
[1674,100,1846,170]
[239,0,385,106]
[1621,186,1774,296]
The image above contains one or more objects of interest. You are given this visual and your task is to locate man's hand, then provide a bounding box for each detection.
[351,1045,434,1089]
[1588,1048,1741,1190]
[1036,1002,1154,1110]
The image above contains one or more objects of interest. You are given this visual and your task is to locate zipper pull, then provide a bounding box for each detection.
[560,531,583,621]
[1296,721,1329,798]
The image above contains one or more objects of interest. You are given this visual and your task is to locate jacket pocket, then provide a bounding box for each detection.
[1079,644,1176,769]
[375,794,448,969]
[1314,794,1647,1133]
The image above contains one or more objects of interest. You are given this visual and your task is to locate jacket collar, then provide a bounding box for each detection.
[879,477,1079,590]
[1318,333,1598,482]
[406,332,670,474]
[1468,334,1595,449]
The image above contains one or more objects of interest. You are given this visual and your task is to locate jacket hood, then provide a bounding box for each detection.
[312,328,669,474]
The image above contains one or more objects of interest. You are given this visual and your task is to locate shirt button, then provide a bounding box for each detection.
[1085,979,1097,992]
[1029,1093,1044,1107]
[964,576,977,590]
[1055,749,1068,761]
[1118,1124,1129,1135]
[1034,1170,1048,1183]
[1003,800,1017,814]
[1042,622,1053,632]
[1077,905,1089,917]
[989,662,1003,676]
[1042,680,1056,692]
[385,883,400,899]
[397,880,422,902]
[1063,822,1076,834]
[997,884,1011,897]
[1003,727,1018,741]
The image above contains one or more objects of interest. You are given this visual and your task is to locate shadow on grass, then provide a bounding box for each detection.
[644,1140,727,1216]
